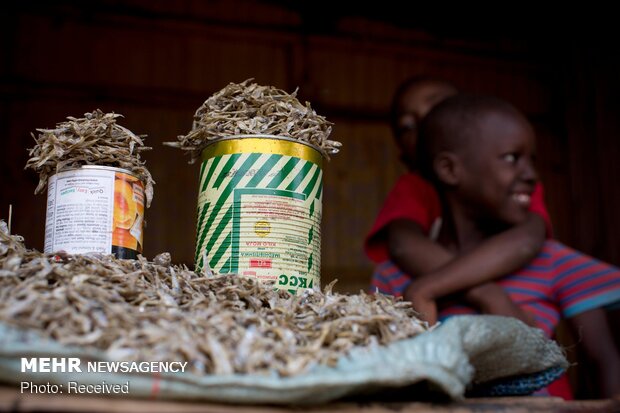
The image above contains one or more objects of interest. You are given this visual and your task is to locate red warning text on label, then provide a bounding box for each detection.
[250,259,272,268]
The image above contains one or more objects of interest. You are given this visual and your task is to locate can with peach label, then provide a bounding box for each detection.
[44,165,145,259]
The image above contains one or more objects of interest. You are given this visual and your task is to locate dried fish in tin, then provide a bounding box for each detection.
[25,110,155,207]
[164,79,342,163]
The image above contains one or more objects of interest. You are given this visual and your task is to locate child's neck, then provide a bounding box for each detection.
[439,199,495,253]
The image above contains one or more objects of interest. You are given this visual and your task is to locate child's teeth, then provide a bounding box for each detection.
[513,194,530,204]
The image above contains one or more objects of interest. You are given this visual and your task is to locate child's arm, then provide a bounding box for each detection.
[464,283,536,326]
[569,308,620,398]
[389,213,545,323]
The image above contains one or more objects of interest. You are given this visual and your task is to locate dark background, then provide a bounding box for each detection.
[0,0,620,291]
[2,1,619,292]
[0,4,620,290]
[1,0,620,400]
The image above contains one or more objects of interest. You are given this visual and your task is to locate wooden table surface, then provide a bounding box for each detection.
[1,387,619,413]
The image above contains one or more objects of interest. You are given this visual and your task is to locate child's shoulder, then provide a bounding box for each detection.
[393,171,434,193]
[384,172,439,210]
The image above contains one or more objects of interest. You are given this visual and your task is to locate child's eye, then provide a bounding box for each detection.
[502,153,518,163]
[397,122,417,135]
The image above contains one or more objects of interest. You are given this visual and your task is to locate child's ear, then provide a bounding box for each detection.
[433,152,461,185]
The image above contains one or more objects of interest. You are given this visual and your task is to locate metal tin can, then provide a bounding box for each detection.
[44,165,145,259]
[195,135,323,294]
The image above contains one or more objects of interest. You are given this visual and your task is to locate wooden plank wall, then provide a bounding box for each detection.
[1,1,617,293]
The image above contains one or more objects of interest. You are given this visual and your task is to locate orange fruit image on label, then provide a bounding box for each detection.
[112,172,145,252]
[112,227,135,250]
[113,180,137,230]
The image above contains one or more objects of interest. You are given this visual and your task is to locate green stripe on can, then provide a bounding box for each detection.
[194,136,323,295]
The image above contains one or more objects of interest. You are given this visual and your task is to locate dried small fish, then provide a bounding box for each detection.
[25,110,155,207]
[164,79,342,163]
[0,221,427,376]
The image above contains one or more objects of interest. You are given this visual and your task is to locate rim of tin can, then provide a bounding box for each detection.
[53,165,143,181]
[203,134,325,158]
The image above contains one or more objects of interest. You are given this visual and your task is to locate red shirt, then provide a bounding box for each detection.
[365,172,553,263]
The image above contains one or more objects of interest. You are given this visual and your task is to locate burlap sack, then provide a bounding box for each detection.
[0,315,568,404]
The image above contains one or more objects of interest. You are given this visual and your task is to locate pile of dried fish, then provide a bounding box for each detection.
[0,221,427,376]
[165,79,342,163]
[25,110,155,207]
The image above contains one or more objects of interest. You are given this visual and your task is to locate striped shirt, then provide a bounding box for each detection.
[372,240,620,337]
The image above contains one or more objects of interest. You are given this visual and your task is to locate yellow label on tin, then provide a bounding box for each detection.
[195,137,323,295]
[201,137,323,167]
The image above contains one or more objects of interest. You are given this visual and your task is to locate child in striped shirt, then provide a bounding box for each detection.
[379,94,620,398]
[367,77,552,326]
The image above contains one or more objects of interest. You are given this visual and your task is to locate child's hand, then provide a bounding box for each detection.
[569,309,620,399]
[404,282,438,325]
[465,283,537,327]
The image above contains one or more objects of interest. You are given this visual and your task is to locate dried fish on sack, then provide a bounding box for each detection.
[0,220,428,378]
[0,223,568,403]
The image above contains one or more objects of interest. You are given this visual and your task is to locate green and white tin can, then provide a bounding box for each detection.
[194,135,323,294]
